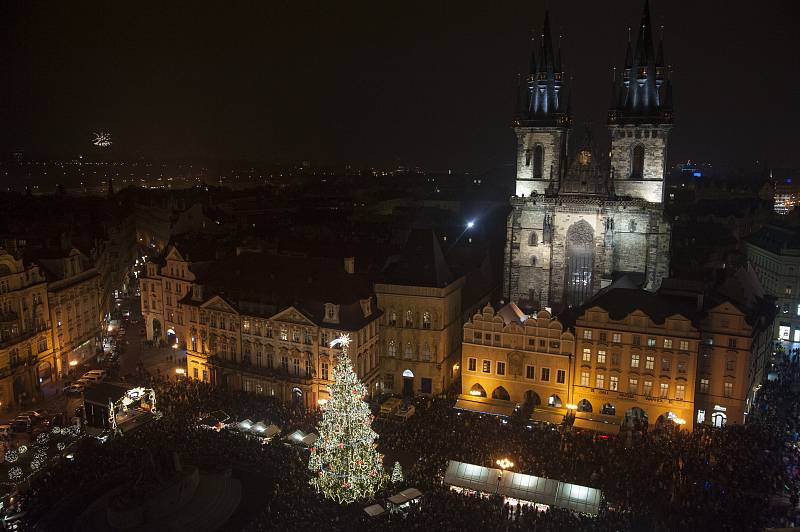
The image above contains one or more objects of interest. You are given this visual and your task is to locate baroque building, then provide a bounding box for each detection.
[504,2,672,312]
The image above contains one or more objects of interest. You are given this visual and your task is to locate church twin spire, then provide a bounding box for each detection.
[609,0,672,124]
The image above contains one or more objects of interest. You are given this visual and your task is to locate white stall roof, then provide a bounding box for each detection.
[454,398,515,417]
[556,482,602,515]
[387,488,423,505]
[301,433,319,446]
[251,421,268,433]
[363,504,386,517]
[264,424,281,438]
[444,461,602,516]
[501,472,559,507]
[238,419,253,431]
[444,460,501,494]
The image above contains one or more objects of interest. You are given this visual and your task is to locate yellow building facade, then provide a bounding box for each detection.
[460,303,574,416]
[573,295,700,431]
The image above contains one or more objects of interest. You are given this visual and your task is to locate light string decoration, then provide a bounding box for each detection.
[308,334,386,504]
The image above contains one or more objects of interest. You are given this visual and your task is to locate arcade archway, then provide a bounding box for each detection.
[469,383,487,398]
[577,399,593,413]
[491,386,510,401]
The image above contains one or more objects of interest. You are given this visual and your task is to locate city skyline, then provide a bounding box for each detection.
[2,0,798,172]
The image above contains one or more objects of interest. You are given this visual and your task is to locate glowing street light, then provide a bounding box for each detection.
[69,360,78,367]
[496,458,514,471]
[566,403,578,411]
[175,368,186,375]
[466,220,475,229]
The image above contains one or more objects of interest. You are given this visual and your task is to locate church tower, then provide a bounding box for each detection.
[608,0,673,203]
[513,11,571,197]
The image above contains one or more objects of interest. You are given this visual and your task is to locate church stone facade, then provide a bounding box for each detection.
[504,2,672,312]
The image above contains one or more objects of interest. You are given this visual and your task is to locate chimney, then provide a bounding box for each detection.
[344,257,355,274]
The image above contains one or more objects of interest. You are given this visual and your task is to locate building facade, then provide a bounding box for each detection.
[461,303,574,415]
[0,250,53,407]
[504,4,671,312]
[140,247,382,409]
[572,289,700,430]
[745,224,800,343]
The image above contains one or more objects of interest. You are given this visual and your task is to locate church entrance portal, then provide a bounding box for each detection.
[565,220,595,307]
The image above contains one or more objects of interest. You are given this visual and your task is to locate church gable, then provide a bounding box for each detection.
[164,246,185,263]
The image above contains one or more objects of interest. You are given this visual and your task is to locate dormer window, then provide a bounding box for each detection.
[323,303,340,324]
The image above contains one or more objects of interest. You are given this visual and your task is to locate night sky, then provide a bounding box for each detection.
[2,0,798,172]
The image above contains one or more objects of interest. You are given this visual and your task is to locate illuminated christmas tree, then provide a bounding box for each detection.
[308,334,385,504]
[391,461,403,483]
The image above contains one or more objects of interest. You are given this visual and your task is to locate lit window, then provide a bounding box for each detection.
[280,327,288,341]
[482,360,491,373]
[643,380,653,396]
[724,382,733,398]
[595,374,605,389]
[422,312,432,329]
[388,339,396,357]
[647,338,656,348]
[645,356,654,370]
[700,378,709,393]
[580,371,590,386]
[583,329,592,340]
[659,382,669,398]
[663,338,673,349]
[676,384,685,401]
[628,377,638,393]
[609,375,619,391]
[630,354,640,368]
[612,333,622,343]
[582,348,591,362]
[679,340,689,351]
[597,350,606,364]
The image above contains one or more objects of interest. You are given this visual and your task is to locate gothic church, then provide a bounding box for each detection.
[503,1,672,312]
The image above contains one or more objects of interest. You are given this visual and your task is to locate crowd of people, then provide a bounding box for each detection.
[2,345,799,531]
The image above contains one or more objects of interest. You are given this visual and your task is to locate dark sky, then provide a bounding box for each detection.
[2,0,798,172]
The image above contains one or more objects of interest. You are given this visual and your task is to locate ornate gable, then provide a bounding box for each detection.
[201,295,238,314]
[272,306,316,326]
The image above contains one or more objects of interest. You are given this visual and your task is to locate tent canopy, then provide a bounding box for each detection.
[530,408,565,425]
[387,488,422,505]
[444,460,602,516]
[264,424,281,438]
[572,418,621,435]
[454,397,515,417]
[363,504,386,517]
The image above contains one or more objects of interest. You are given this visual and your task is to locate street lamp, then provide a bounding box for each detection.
[69,360,78,367]
[566,403,578,411]
[496,458,514,471]
[466,220,475,229]
[175,368,186,375]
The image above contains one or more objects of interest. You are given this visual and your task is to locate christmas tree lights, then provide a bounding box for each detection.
[391,461,403,483]
[309,334,386,504]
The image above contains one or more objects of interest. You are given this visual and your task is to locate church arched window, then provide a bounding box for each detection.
[525,149,532,167]
[388,339,396,357]
[631,145,645,179]
[533,145,544,178]
[529,231,538,247]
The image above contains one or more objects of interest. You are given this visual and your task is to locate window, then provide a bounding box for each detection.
[786,285,793,295]
[599,332,607,342]
[528,338,535,347]
[482,360,491,373]
[292,328,300,342]
[533,144,544,178]
[631,354,640,369]
[612,333,621,343]
[529,231,538,247]
[659,382,669,398]
[597,350,606,364]
[661,357,671,372]
[676,384,685,401]
[679,340,689,351]
[422,312,432,329]
[404,342,413,359]
[663,338,673,349]
[541,368,550,382]
[596,374,605,389]
[609,375,619,391]
[581,371,590,386]
[305,360,312,378]
[647,338,656,348]
[384,373,394,391]
[677,361,687,374]
[389,312,397,326]
[37,338,47,353]
[193,367,199,379]
[633,335,641,346]
[473,331,481,340]
[628,377,638,393]
[281,356,289,372]
[292,358,299,376]
[468,358,477,372]
[202,370,208,382]
[724,382,733,398]
[583,329,592,340]
[556,369,565,384]
[631,144,644,178]
[322,362,329,380]
[526,365,535,379]
[582,348,592,362]
[421,378,432,394]
[700,378,709,393]
[645,355,655,370]
[727,338,737,349]
[611,352,620,366]
[496,361,506,376]
[388,339,397,357]
[304,330,312,345]
[405,310,413,328]
[280,327,288,341]
[266,324,273,338]
[643,380,653,396]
